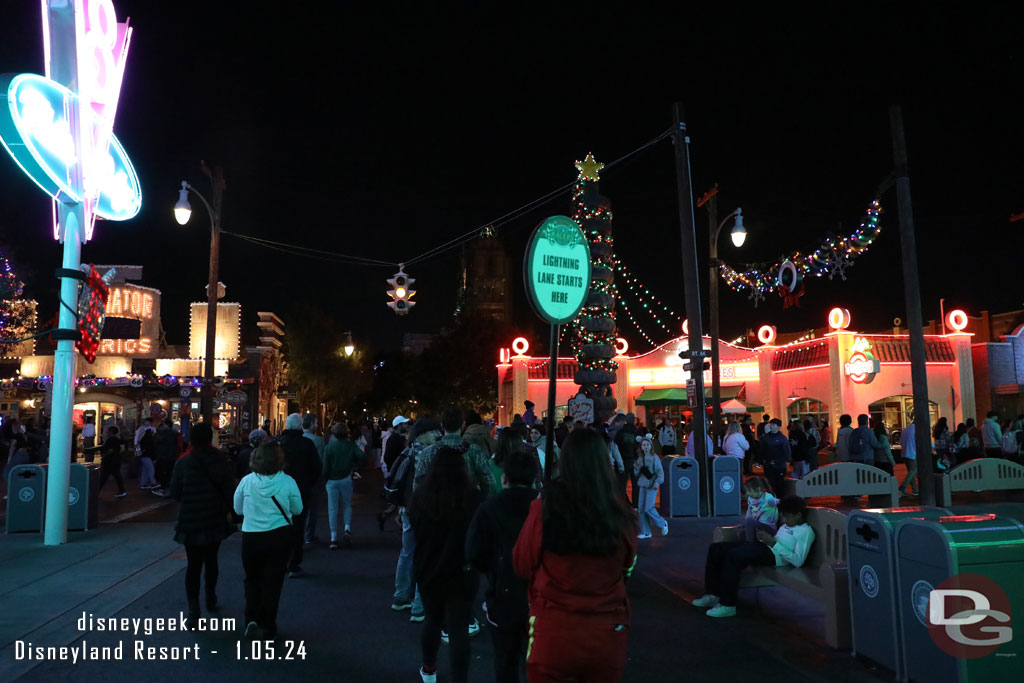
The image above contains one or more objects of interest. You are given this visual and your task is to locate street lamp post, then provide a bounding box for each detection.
[703,186,745,443]
[174,164,226,425]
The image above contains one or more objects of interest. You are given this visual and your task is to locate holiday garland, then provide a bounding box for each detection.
[718,199,882,303]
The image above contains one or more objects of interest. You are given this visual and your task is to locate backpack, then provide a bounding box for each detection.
[384,451,414,506]
[1001,430,1019,455]
[848,427,868,456]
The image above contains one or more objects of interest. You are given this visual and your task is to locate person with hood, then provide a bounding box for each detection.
[634,433,667,538]
[169,423,235,628]
[514,428,637,682]
[466,448,538,683]
[278,413,322,577]
[982,411,1003,459]
[322,422,366,549]
[411,446,484,683]
[760,419,792,495]
[233,439,303,639]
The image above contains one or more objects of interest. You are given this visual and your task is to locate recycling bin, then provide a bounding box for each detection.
[67,463,100,531]
[660,455,699,517]
[5,464,46,533]
[712,456,741,516]
[847,506,951,678]
[896,514,1024,682]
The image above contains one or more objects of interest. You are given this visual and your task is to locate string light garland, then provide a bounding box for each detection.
[718,199,883,302]
[0,251,33,348]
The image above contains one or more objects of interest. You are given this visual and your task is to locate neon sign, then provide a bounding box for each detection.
[845,337,880,384]
[99,338,151,354]
[105,287,154,320]
[0,0,139,241]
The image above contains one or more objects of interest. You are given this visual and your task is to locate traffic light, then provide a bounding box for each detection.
[387,268,416,315]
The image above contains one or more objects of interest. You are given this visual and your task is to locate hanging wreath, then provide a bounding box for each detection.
[777,260,805,308]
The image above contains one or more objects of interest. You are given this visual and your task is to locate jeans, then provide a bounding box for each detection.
[421,590,472,683]
[184,541,221,609]
[704,540,776,606]
[305,485,321,542]
[901,458,918,493]
[325,476,353,540]
[242,526,292,633]
[637,487,667,536]
[138,456,157,487]
[394,508,423,614]
[791,461,809,479]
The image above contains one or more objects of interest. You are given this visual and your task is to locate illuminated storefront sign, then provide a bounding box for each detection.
[628,362,760,387]
[105,287,154,319]
[0,0,140,241]
[99,338,151,354]
[845,337,880,384]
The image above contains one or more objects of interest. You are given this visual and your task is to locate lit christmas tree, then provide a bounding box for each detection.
[0,250,33,348]
[566,153,618,421]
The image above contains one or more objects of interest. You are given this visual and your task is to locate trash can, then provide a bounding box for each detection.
[712,456,741,516]
[5,464,46,533]
[68,463,100,531]
[660,455,699,517]
[896,514,1024,682]
[847,506,951,678]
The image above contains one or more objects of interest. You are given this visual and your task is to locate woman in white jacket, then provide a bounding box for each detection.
[634,434,667,538]
[722,421,750,459]
[233,440,303,639]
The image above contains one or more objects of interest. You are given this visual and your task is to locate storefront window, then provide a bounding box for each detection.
[787,398,829,428]
[869,395,938,440]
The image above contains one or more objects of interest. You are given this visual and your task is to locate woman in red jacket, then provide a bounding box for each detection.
[513,428,638,682]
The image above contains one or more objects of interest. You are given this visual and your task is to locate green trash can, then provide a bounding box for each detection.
[5,464,46,533]
[68,463,100,531]
[896,514,1024,682]
[847,506,951,678]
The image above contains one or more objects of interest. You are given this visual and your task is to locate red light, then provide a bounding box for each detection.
[938,514,998,523]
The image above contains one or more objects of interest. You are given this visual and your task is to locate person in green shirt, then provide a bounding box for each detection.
[323,422,366,549]
[414,407,496,495]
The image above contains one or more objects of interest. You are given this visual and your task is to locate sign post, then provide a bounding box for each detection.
[524,216,591,486]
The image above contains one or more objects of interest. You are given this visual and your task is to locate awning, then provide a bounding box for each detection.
[634,388,689,406]
[722,398,765,414]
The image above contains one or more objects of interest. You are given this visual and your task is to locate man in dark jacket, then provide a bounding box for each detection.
[466,449,538,683]
[168,423,235,625]
[760,418,792,495]
[279,413,322,576]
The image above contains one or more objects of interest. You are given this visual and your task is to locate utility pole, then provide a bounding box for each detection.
[671,103,711,515]
[706,187,723,443]
[889,105,935,506]
[200,165,225,425]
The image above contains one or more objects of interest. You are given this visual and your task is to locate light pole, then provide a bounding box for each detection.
[174,164,226,425]
[343,331,355,357]
[702,185,744,444]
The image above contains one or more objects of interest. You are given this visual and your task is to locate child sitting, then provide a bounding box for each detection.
[741,477,779,541]
[692,495,815,618]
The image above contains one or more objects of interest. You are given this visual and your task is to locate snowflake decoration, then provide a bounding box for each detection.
[826,248,853,281]
[748,286,765,308]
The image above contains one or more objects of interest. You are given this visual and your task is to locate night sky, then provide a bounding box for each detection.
[1,2,1021,356]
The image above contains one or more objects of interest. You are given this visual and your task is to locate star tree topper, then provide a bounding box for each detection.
[575,152,604,181]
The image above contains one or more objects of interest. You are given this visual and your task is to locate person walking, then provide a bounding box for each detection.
[873,423,896,475]
[759,419,791,496]
[514,428,637,682]
[804,418,821,472]
[301,414,325,545]
[323,422,366,549]
[82,417,97,463]
[410,446,483,683]
[151,419,180,497]
[634,434,668,539]
[466,448,538,683]
[933,417,954,471]
[378,416,411,530]
[899,421,919,496]
[722,422,750,460]
[278,413,321,577]
[833,414,854,462]
[414,407,495,495]
[982,411,1003,459]
[233,439,303,639]
[138,427,158,489]
[95,426,127,498]
[392,418,441,622]
[168,423,235,628]
[788,420,810,479]
[657,418,677,455]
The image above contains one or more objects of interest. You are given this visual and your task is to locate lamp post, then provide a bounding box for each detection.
[702,185,745,443]
[174,164,226,425]
[343,331,355,357]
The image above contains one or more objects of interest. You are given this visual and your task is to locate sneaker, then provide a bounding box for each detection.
[660,524,669,536]
[115,491,127,498]
[288,569,303,578]
[329,542,340,550]
[419,667,437,683]
[244,621,259,637]
[410,613,425,623]
[637,532,652,539]
[692,594,720,608]
[151,488,169,497]
[441,630,449,644]
[342,530,352,548]
[391,601,412,611]
[706,605,737,618]
[468,618,480,637]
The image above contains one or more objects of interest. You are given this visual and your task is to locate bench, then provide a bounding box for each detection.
[713,506,851,649]
[782,461,899,507]
[933,457,1024,506]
